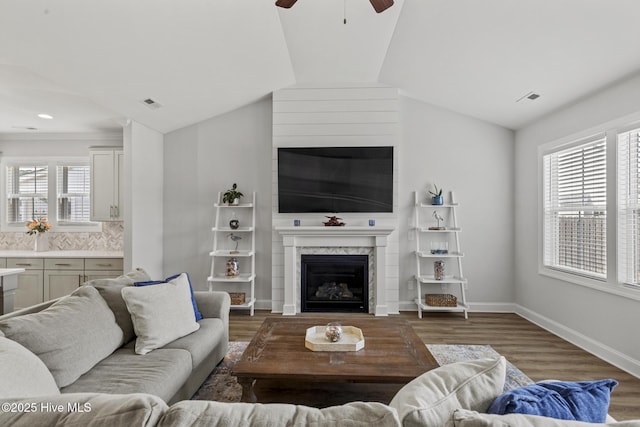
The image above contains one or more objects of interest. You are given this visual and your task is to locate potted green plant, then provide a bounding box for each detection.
[222,183,244,205]
[429,184,443,205]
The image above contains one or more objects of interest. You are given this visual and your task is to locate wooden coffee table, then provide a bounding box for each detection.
[232,317,439,404]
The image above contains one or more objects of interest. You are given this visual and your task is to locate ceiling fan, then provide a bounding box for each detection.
[275,0,394,14]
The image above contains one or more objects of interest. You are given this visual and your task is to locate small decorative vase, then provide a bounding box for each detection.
[325,322,343,342]
[225,258,239,278]
[34,233,48,252]
[229,219,239,230]
[432,195,444,205]
[434,260,445,280]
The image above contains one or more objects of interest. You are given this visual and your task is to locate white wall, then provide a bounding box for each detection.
[515,72,640,376]
[398,96,515,309]
[163,98,273,296]
[124,121,164,278]
[161,89,516,312]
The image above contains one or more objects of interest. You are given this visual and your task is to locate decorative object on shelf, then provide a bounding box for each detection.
[222,183,244,206]
[428,211,446,230]
[369,219,375,226]
[323,216,345,226]
[430,241,449,254]
[429,184,443,205]
[227,233,242,254]
[294,219,300,226]
[26,217,51,252]
[425,293,457,307]
[225,258,239,278]
[434,260,445,280]
[229,219,239,230]
[229,292,246,305]
[325,322,343,343]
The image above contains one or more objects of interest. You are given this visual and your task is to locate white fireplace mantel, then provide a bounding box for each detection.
[275,226,395,316]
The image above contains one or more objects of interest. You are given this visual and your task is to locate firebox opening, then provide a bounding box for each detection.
[301,254,368,313]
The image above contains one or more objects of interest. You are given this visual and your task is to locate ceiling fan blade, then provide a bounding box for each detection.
[370,0,394,13]
[275,0,298,8]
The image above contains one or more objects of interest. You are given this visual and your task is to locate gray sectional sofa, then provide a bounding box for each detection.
[0,269,636,426]
[0,268,230,405]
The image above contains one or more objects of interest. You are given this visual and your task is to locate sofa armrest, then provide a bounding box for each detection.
[194,291,230,324]
[0,393,167,427]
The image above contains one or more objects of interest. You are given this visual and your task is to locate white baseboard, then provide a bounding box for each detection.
[516,305,640,379]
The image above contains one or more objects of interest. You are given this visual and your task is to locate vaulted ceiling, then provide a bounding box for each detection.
[1,0,640,135]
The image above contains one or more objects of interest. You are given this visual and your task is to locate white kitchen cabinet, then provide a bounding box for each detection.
[6,256,123,310]
[90,147,124,221]
[7,258,45,310]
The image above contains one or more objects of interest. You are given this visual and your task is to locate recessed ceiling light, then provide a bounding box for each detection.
[37,113,53,119]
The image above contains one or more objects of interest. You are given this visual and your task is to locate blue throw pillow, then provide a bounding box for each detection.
[135,272,203,321]
[487,379,618,423]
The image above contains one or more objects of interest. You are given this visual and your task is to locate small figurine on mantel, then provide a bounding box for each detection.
[428,211,446,230]
[323,216,345,226]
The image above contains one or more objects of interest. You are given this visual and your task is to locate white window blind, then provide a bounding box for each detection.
[617,126,640,289]
[6,165,48,224]
[543,135,607,278]
[57,165,91,224]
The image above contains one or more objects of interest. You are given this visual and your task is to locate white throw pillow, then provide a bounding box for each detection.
[389,357,506,427]
[0,336,60,398]
[121,273,200,355]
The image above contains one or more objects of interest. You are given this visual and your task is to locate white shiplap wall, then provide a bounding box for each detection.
[271,84,400,314]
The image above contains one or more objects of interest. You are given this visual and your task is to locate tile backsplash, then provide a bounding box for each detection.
[0,222,123,251]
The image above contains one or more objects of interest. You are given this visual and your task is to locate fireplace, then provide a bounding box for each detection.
[301,255,368,313]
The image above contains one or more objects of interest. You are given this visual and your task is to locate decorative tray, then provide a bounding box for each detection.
[304,326,365,352]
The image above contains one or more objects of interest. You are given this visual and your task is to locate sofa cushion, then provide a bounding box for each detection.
[0,393,167,427]
[122,273,200,355]
[0,286,123,388]
[488,380,618,423]
[0,336,59,398]
[135,272,203,321]
[61,347,192,403]
[161,318,225,368]
[158,400,401,427]
[389,357,506,427]
[87,268,152,344]
[452,409,635,427]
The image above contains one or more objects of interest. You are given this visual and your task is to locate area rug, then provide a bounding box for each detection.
[191,342,532,404]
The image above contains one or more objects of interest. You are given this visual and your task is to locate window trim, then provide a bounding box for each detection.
[1,157,102,233]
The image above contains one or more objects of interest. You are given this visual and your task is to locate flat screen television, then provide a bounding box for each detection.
[278,146,393,213]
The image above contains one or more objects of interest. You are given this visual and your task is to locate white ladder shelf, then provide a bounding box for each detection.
[413,191,469,319]
[207,192,256,316]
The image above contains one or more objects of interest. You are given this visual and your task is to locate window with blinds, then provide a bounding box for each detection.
[5,161,94,229]
[543,135,607,279]
[6,165,49,224]
[57,165,90,224]
[617,126,640,289]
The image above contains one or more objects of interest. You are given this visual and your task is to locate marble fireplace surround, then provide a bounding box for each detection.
[275,226,395,316]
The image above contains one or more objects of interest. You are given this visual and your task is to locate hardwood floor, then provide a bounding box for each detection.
[229,310,640,421]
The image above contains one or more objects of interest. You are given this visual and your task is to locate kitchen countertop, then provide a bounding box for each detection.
[0,250,123,258]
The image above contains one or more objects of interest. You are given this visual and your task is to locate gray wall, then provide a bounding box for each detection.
[515,72,640,376]
[163,97,273,300]
[162,92,516,312]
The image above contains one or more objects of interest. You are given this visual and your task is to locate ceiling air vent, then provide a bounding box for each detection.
[141,98,163,110]
[516,91,541,103]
